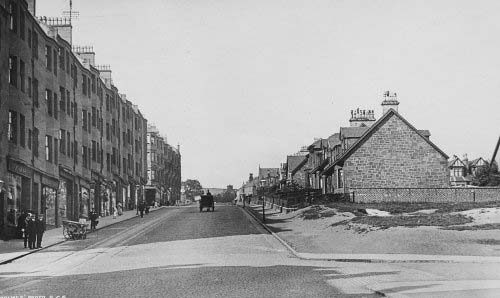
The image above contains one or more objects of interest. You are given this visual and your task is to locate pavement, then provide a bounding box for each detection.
[0,206,163,265]
[241,202,500,297]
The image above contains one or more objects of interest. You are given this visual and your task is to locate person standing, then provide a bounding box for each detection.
[17,211,28,248]
[35,214,45,249]
[89,209,99,230]
[138,201,145,218]
[117,202,123,216]
[26,214,36,249]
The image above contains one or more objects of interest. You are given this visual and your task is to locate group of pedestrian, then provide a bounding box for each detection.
[18,211,45,249]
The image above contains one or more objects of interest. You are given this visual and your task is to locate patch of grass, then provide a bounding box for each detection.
[327,201,500,215]
[350,213,473,229]
[301,206,337,220]
[444,223,500,231]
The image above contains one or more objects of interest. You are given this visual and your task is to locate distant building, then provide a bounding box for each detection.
[146,124,181,206]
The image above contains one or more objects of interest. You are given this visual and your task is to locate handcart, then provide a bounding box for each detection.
[62,220,89,240]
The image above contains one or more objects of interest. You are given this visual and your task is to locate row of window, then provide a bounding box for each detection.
[8,109,143,175]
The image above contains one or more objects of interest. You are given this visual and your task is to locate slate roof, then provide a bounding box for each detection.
[339,127,369,139]
[307,139,327,151]
[291,156,309,175]
[327,133,341,148]
[259,168,280,178]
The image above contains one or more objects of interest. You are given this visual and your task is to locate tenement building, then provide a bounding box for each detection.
[146,124,181,206]
[0,0,179,238]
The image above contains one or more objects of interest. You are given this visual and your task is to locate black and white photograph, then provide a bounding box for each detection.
[1,0,500,297]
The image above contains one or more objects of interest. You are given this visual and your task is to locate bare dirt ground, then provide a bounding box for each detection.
[260,204,500,256]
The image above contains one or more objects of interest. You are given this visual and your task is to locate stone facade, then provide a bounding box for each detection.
[340,113,449,189]
[0,0,164,238]
[146,124,181,206]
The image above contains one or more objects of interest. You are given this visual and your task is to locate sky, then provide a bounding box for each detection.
[37,0,500,188]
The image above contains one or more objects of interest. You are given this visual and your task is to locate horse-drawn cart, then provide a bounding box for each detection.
[199,195,215,212]
[62,220,89,240]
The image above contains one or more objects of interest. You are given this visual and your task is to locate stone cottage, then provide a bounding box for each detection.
[322,92,449,193]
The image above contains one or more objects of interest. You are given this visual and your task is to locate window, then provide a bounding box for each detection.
[33,31,38,59]
[19,59,25,91]
[91,74,96,93]
[19,8,24,39]
[54,138,58,164]
[66,90,71,115]
[59,47,64,71]
[33,79,39,107]
[27,29,31,47]
[453,168,463,177]
[9,56,17,86]
[53,93,58,119]
[45,89,52,116]
[106,153,110,171]
[82,145,88,168]
[8,110,17,143]
[45,135,52,162]
[74,141,78,164]
[105,94,110,111]
[65,51,70,74]
[28,129,32,150]
[59,87,66,112]
[82,109,87,131]
[67,131,71,157]
[9,2,17,32]
[87,111,91,132]
[87,77,91,97]
[60,129,66,155]
[82,74,87,95]
[33,128,39,157]
[45,45,51,70]
[53,49,57,75]
[73,102,78,125]
[337,169,343,188]
[91,107,97,127]
[28,77,32,97]
[92,140,97,161]
[106,123,110,140]
[19,114,25,147]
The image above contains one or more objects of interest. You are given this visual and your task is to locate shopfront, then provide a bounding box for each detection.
[80,186,89,218]
[57,168,74,226]
[4,158,32,237]
[42,175,60,227]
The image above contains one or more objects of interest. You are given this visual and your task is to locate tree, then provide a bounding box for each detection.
[472,162,500,186]
[183,179,204,201]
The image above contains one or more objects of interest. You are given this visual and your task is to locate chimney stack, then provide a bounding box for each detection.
[349,108,376,127]
[73,45,95,67]
[381,91,400,114]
